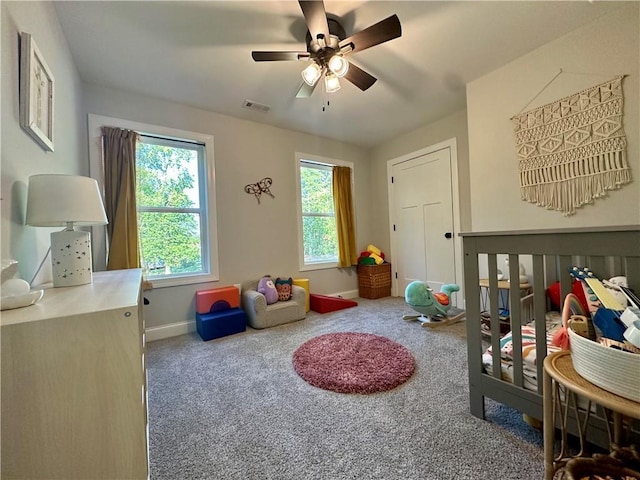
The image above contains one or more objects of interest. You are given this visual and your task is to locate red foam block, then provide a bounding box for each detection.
[310,294,358,314]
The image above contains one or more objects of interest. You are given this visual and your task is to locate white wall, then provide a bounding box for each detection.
[1,1,86,284]
[467,4,639,231]
[82,84,372,330]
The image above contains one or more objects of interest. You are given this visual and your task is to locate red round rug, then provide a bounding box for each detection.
[292,332,416,394]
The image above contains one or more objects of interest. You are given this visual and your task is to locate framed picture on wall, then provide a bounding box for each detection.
[19,32,54,152]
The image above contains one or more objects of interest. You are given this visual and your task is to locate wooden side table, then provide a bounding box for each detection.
[543,350,640,480]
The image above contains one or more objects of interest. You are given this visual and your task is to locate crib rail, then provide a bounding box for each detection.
[461,225,640,423]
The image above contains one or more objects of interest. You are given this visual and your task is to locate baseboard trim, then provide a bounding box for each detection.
[330,289,359,299]
[146,320,195,342]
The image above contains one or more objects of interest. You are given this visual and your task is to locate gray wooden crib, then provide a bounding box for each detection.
[461,225,640,445]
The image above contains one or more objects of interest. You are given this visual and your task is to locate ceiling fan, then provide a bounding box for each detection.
[251,1,401,98]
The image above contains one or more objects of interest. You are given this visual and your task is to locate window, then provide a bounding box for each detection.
[295,153,354,270]
[87,114,218,288]
[136,135,210,281]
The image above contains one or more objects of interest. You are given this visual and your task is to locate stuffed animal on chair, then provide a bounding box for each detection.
[258,276,279,305]
[275,277,293,301]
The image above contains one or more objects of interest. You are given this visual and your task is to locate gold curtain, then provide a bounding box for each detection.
[332,166,357,268]
[101,127,141,271]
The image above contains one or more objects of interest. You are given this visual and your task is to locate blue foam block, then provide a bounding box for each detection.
[196,307,246,341]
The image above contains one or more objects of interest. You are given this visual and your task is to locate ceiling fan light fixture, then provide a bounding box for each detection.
[328,54,349,78]
[302,62,323,86]
[325,72,341,93]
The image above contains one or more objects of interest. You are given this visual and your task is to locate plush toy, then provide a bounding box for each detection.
[257,276,278,305]
[275,277,293,301]
[405,281,460,319]
[546,279,589,313]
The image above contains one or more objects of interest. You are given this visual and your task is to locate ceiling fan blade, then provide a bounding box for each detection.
[252,51,310,62]
[339,14,401,54]
[296,81,318,98]
[343,63,377,91]
[299,0,330,42]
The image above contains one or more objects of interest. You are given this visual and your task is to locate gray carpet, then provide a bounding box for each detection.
[146,296,544,480]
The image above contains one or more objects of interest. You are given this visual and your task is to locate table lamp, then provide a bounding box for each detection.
[26,174,108,287]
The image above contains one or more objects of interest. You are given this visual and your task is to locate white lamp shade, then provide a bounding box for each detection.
[26,174,108,227]
[328,55,349,78]
[301,62,323,86]
[325,72,341,93]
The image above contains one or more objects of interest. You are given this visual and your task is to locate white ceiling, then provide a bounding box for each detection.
[53,1,626,149]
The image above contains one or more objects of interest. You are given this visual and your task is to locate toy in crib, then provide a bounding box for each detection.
[569,266,626,313]
[403,281,462,327]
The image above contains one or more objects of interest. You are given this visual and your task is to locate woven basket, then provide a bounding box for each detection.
[357,263,391,299]
[568,326,640,402]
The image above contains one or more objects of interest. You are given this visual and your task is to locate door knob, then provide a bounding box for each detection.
[444,232,452,239]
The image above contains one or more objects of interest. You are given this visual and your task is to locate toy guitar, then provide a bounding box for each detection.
[568,266,626,312]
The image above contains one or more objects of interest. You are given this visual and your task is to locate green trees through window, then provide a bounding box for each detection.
[136,137,206,277]
[299,162,338,264]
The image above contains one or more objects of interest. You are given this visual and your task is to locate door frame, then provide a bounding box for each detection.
[386,137,463,305]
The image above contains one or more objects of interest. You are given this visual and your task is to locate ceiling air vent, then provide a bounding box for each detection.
[242,100,270,113]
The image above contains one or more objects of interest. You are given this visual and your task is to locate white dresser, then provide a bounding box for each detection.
[1,269,148,479]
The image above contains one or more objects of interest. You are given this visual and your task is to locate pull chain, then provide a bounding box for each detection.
[322,82,328,111]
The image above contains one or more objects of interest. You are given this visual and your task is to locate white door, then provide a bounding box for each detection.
[391,147,456,299]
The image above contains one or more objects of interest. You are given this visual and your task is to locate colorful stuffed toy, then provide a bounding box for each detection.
[275,277,293,301]
[405,281,460,320]
[257,276,278,304]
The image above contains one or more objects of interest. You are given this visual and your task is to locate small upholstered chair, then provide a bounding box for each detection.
[241,279,306,329]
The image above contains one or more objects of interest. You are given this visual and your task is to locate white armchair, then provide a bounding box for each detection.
[241,279,306,329]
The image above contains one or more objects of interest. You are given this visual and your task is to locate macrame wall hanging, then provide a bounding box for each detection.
[512,74,630,216]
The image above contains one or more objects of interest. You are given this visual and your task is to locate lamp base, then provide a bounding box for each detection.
[50,230,93,287]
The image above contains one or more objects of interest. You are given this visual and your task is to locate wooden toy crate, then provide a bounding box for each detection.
[357,263,391,299]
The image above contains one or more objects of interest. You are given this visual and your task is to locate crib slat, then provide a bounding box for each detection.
[588,256,605,278]
[533,255,547,396]
[558,255,573,300]
[487,254,502,380]
[609,256,622,278]
[463,235,485,419]
[625,256,640,294]
[508,254,524,388]
[544,255,558,286]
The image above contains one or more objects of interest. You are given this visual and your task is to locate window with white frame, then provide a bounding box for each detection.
[136,134,211,281]
[296,153,354,270]
[87,114,219,288]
